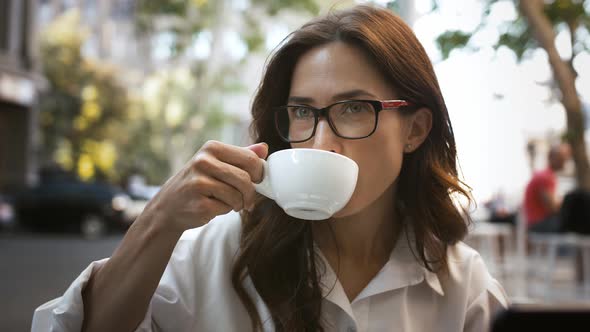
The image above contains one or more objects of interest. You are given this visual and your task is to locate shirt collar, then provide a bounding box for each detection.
[393,233,445,297]
[316,227,445,311]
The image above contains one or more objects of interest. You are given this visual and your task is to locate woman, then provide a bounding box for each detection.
[32,5,508,332]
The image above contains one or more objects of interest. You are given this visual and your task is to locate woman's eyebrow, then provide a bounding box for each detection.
[287,89,378,104]
[287,96,314,104]
[332,89,377,100]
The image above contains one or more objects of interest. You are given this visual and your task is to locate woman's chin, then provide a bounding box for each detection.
[331,202,364,219]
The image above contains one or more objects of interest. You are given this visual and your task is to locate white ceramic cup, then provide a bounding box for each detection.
[254,148,359,220]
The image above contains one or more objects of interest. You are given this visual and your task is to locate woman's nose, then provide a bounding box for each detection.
[311,118,341,153]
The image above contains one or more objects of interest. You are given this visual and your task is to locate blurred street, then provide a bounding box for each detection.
[0,231,122,331]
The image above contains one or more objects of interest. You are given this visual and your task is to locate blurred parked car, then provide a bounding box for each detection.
[0,194,15,230]
[14,167,133,238]
[123,174,160,222]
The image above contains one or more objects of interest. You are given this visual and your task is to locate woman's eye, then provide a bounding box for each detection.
[293,107,313,118]
[344,103,367,113]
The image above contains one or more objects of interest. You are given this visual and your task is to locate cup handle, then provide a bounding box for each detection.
[254,159,275,199]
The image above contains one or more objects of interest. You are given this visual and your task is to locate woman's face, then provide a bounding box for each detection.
[288,41,428,218]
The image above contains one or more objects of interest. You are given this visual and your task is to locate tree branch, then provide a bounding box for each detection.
[519,0,579,111]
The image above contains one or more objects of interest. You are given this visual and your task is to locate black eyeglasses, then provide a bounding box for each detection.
[273,99,414,143]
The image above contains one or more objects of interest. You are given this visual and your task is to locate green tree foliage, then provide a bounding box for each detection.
[434,0,589,62]
[436,30,472,59]
[38,10,130,182]
[135,0,319,54]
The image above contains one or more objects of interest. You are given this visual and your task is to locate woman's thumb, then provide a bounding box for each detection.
[247,142,269,159]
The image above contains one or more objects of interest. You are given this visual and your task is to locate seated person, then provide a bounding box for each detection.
[523,144,570,233]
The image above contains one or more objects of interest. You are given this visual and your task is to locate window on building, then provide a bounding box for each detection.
[0,0,11,52]
[20,0,32,68]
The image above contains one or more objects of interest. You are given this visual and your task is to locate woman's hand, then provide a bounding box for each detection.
[139,141,269,233]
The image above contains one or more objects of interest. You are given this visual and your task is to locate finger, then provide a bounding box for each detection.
[202,141,267,183]
[197,157,257,210]
[193,175,245,212]
[246,142,269,159]
[194,196,233,226]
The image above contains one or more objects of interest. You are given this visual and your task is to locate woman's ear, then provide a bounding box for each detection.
[404,108,432,153]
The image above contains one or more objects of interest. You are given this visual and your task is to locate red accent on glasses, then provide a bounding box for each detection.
[381,100,412,109]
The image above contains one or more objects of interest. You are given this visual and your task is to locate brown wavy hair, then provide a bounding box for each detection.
[231,5,471,331]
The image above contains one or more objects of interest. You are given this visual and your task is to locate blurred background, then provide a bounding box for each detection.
[1,0,590,330]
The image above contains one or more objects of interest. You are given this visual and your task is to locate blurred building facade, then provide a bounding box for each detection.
[0,0,40,193]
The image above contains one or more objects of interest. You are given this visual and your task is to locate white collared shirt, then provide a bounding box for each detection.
[32,212,509,332]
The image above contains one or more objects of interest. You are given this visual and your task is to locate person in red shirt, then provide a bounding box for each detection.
[524,143,571,232]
